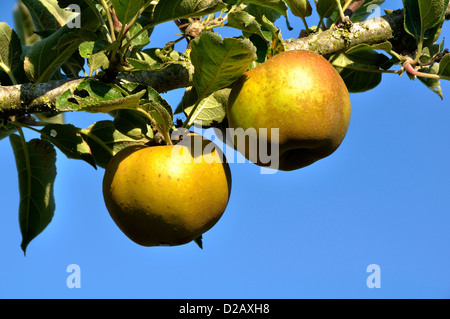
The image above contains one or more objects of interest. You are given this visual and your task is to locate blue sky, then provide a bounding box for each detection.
[1,0,450,299]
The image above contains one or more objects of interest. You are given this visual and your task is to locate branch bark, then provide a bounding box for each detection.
[284,12,400,56]
[1,5,450,118]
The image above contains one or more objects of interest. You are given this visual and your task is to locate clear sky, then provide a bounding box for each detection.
[1,0,450,299]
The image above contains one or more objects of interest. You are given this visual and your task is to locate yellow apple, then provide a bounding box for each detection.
[102,133,232,247]
[226,50,351,171]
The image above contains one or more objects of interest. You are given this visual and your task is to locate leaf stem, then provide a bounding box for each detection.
[300,16,310,36]
[329,0,352,29]
[78,128,115,156]
[100,0,116,42]
[336,0,346,22]
[0,62,18,85]
[183,97,203,129]
[412,38,424,65]
[85,0,113,43]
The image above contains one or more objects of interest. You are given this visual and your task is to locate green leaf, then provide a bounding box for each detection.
[56,79,146,113]
[403,0,450,40]
[113,109,154,140]
[331,53,382,93]
[34,113,66,125]
[23,5,100,83]
[346,41,393,55]
[41,123,97,168]
[184,88,230,127]
[0,22,26,84]
[126,55,159,70]
[438,54,450,76]
[111,0,144,24]
[247,33,270,67]
[79,40,111,73]
[245,3,282,23]
[284,0,312,18]
[244,0,289,17]
[126,22,150,48]
[418,63,443,99]
[78,40,111,58]
[88,51,109,73]
[83,120,149,168]
[316,0,338,19]
[139,102,173,141]
[419,39,445,64]
[261,15,285,57]
[13,3,41,46]
[152,0,226,25]
[190,32,257,97]
[0,121,16,141]
[10,135,57,254]
[146,86,174,118]
[226,11,272,41]
[345,42,392,66]
[175,86,198,115]
[20,0,73,31]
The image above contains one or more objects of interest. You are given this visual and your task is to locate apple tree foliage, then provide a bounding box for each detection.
[0,0,449,253]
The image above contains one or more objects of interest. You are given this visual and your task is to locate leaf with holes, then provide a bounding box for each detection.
[56,79,146,113]
[41,123,97,169]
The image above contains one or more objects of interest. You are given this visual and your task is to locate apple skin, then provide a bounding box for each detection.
[102,134,232,247]
[226,50,351,171]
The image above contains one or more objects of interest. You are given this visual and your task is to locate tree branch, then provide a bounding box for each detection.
[1,5,449,119]
[0,62,194,119]
[285,10,402,56]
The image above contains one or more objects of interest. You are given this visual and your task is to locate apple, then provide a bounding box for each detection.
[102,133,232,247]
[226,50,351,171]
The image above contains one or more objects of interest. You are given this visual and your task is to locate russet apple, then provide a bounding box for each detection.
[226,50,351,171]
[102,133,232,247]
